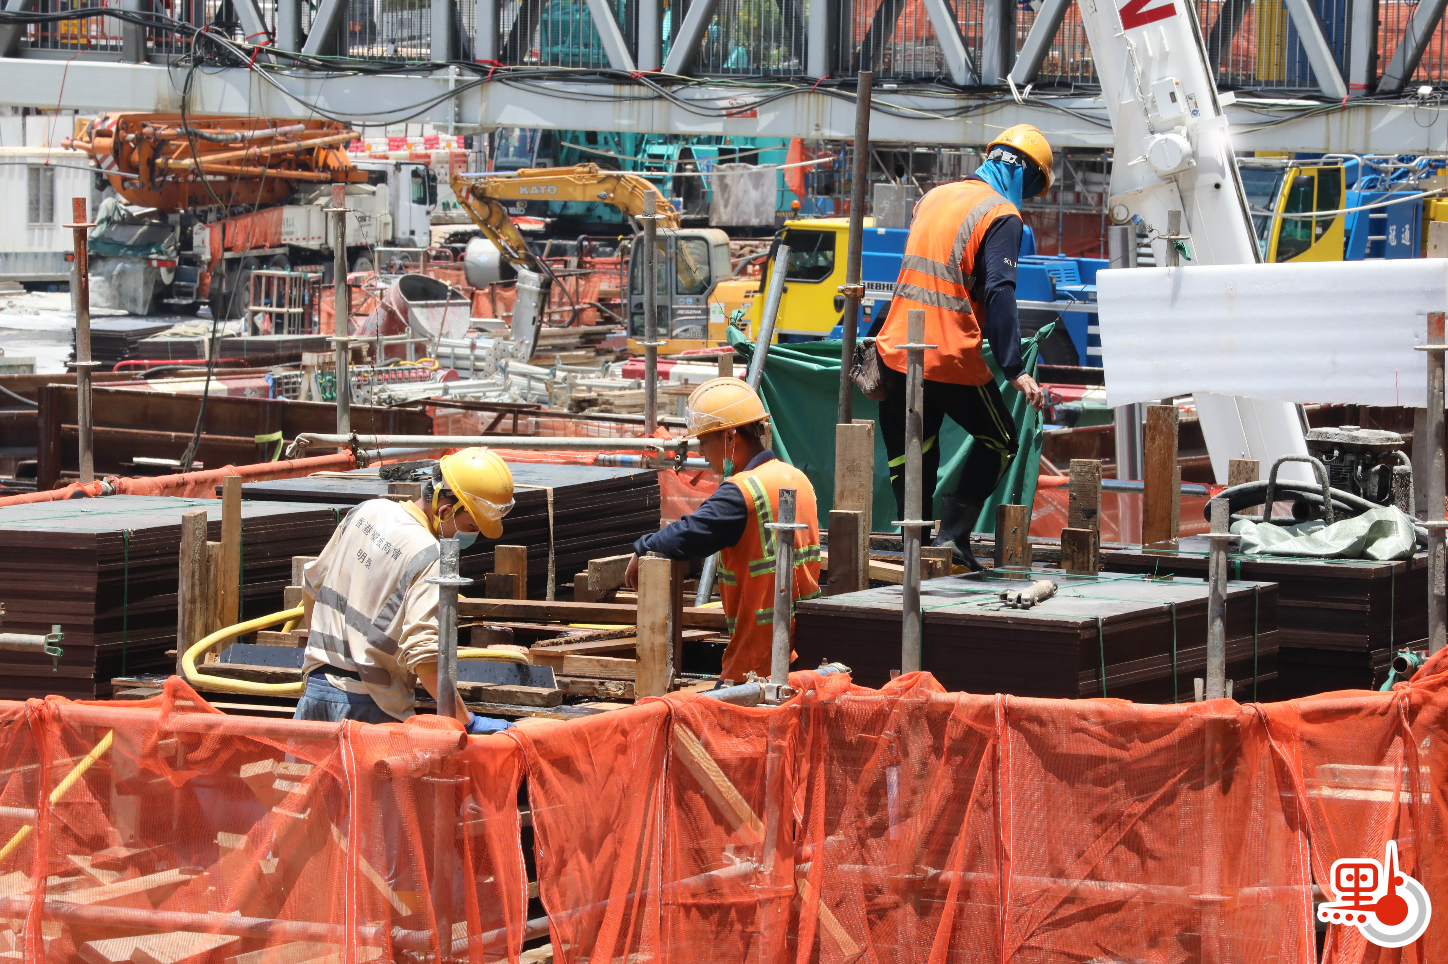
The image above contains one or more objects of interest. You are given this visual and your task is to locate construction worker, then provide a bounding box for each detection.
[874,124,1051,570]
[294,448,517,732]
[623,377,821,683]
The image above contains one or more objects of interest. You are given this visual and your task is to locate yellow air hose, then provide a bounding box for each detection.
[181,606,530,697]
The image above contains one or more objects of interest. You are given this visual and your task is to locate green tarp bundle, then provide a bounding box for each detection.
[728,326,1052,533]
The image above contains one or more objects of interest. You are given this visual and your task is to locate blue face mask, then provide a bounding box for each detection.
[973,158,1026,208]
[454,528,478,550]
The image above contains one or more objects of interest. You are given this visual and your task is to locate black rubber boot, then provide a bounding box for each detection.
[932,497,985,572]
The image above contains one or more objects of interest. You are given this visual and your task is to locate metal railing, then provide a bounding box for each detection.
[9,0,1448,92]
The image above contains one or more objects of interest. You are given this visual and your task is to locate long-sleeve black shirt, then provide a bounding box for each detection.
[633,450,780,559]
[965,174,1026,381]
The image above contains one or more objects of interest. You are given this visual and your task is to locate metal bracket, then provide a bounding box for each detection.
[44,625,63,672]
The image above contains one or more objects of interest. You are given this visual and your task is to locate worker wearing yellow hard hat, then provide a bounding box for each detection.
[873,124,1051,570]
[294,447,517,731]
[625,377,821,683]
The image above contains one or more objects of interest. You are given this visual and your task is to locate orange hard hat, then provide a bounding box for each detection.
[986,124,1054,197]
[684,377,769,439]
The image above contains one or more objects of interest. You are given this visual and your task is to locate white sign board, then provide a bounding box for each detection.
[1097,259,1447,409]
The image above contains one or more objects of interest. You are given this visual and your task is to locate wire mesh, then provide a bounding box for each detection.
[1380,0,1448,83]
[347,0,432,59]
[835,0,950,81]
[1019,0,1097,86]
[493,0,633,67]
[680,0,805,76]
[1197,0,1350,91]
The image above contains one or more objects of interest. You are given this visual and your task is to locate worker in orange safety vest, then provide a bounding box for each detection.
[624,377,821,683]
[874,123,1052,570]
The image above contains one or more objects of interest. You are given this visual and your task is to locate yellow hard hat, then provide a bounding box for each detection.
[685,377,769,439]
[436,447,514,540]
[986,124,1054,197]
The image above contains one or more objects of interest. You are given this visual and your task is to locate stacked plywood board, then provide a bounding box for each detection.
[237,463,661,597]
[795,570,1279,702]
[0,495,344,700]
[1104,539,1425,698]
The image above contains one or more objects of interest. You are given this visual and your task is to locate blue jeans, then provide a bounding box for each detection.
[293,672,399,724]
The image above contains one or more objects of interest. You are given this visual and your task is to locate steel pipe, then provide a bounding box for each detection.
[330,185,351,441]
[290,433,695,454]
[702,661,852,705]
[838,70,871,425]
[642,194,661,433]
[427,538,472,722]
[1204,498,1230,700]
[896,308,935,674]
[1421,311,1447,654]
[766,488,806,696]
[69,197,96,484]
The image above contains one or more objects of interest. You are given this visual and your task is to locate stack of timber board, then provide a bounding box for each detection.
[1103,539,1425,697]
[236,463,661,596]
[0,495,345,701]
[795,570,1279,702]
[72,319,174,368]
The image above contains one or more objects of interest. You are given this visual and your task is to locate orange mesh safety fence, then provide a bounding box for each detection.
[2,671,1446,963]
[1031,476,1216,543]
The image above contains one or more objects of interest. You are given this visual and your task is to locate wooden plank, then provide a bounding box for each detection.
[555,677,634,700]
[203,541,223,663]
[530,652,637,680]
[920,546,952,580]
[1142,404,1179,548]
[529,636,642,657]
[457,597,728,631]
[825,510,862,596]
[1068,459,1102,534]
[494,545,528,600]
[484,573,518,599]
[833,420,875,591]
[1228,458,1260,488]
[55,867,199,906]
[635,556,680,697]
[572,570,603,603]
[587,554,633,594]
[255,630,307,647]
[291,555,316,587]
[994,504,1030,569]
[217,476,243,628]
[226,943,382,964]
[672,723,764,841]
[1171,465,1182,543]
[1061,528,1096,575]
[81,933,239,964]
[456,682,563,707]
[176,510,209,676]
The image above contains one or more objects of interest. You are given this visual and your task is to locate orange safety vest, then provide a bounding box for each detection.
[876,179,1020,386]
[716,459,822,683]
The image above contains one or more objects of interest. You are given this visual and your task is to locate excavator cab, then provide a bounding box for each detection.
[626,228,732,354]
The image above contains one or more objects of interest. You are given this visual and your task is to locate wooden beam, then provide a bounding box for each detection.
[484,572,519,599]
[572,570,603,603]
[176,510,209,676]
[529,652,637,679]
[825,510,863,596]
[1069,458,1102,562]
[920,546,952,580]
[635,556,683,697]
[587,553,634,593]
[994,504,1030,569]
[1227,458,1260,488]
[494,545,528,600]
[1142,404,1180,548]
[671,723,763,841]
[833,420,875,591]
[457,597,728,631]
[1060,527,1096,574]
[217,476,243,629]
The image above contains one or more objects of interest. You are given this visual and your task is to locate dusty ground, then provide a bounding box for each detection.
[0,289,198,374]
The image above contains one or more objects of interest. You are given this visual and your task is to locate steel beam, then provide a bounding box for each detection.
[0,0,36,60]
[637,0,661,71]
[585,0,637,71]
[1282,0,1349,100]
[1379,0,1448,92]
[276,0,302,52]
[852,0,906,73]
[301,0,349,55]
[119,0,148,63]
[662,0,723,75]
[806,0,836,79]
[432,0,456,61]
[3,58,1448,152]
[1347,0,1375,93]
[231,0,273,46]
[475,0,499,62]
[979,0,1013,85]
[920,0,975,86]
[1008,0,1070,86]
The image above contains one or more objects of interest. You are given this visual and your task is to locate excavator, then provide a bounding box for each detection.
[450,163,731,354]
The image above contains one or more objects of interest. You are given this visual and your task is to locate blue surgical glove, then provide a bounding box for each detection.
[465,713,513,734]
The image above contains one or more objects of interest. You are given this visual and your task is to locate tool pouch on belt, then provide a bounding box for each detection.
[850,340,889,401]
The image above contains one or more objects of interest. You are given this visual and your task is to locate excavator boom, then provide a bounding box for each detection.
[450,163,679,273]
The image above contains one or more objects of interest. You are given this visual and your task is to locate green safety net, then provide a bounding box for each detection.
[727,324,1052,533]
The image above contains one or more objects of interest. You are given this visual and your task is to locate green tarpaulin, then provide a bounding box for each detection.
[728,326,1052,533]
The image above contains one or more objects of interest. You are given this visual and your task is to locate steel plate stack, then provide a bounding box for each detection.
[0,495,346,700]
[236,463,662,596]
[795,571,1279,702]
[1104,539,1425,697]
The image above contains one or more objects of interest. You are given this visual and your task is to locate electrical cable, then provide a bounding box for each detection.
[0,386,38,408]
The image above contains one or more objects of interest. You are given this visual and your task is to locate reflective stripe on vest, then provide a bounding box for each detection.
[876,180,1019,386]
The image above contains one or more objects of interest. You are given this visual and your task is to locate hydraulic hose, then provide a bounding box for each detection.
[1212,480,1428,546]
[181,607,531,696]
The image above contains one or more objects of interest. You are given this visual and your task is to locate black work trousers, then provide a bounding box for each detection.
[877,361,1018,522]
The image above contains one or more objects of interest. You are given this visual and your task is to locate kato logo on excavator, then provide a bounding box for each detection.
[1118,0,1177,29]
[510,185,559,196]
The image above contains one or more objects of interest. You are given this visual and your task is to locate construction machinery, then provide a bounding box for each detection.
[451,163,732,354]
[65,114,438,318]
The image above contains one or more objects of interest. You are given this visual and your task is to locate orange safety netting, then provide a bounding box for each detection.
[1031,475,1219,543]
[2,669,1445,963]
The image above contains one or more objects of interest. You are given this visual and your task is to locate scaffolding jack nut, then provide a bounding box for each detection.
[837,283,866,300]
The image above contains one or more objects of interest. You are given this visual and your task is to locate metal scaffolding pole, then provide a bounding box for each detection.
[896,308,935,674]
[837,70,872,425]
[1419,311,1447,654]
[641,194,662,434]
[67,197,97,483]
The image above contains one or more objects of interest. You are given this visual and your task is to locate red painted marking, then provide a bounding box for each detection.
[1119,0,1177,29]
